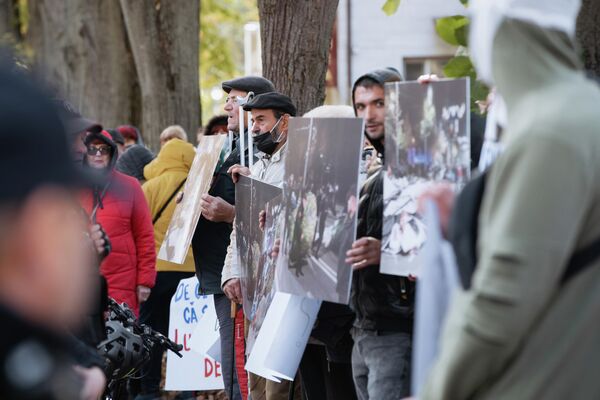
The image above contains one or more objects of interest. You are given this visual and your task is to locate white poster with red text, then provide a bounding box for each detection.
[165,277,224,391]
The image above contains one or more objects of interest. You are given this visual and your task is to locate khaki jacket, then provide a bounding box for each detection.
[221,144,287,287]
[423,19,600,399]
[142,139,196,273]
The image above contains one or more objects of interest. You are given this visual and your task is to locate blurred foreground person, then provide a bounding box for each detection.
[81,130,157,315]
[422,1,600,399]
[136,138,197,399]
[0,59,98,399]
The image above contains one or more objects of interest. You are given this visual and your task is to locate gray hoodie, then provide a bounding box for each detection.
[423,18,600,400]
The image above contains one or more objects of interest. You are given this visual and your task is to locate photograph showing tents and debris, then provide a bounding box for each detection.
[380,78,471,277]
[275,117,364,304]
[246,193,284,354]
[235,175,281,337]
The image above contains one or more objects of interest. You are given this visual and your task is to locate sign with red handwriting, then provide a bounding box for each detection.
[165,277,224,391]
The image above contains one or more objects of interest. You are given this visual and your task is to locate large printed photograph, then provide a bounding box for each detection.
[158,135,227,264]
[275,117,364,304]
[235,176,281,326]
[246,194,283,354]
[380,78,470,276]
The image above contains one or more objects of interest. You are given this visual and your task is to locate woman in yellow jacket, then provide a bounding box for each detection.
[138,135,196,398]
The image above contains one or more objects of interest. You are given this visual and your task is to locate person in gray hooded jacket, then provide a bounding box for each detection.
[422,1,600,399]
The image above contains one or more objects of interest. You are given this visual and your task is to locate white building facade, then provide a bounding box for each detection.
[334,0,466,104]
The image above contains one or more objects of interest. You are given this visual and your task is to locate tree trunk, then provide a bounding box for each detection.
[119,0,200,151]
[577,0,600,76]
[0,0,18,43]
[27,0,139,133]
[258,0,339,115]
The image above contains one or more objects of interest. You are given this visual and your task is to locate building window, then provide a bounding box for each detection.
[403,57,452,81]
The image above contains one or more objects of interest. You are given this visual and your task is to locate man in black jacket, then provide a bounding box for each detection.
[191,76,274,400]
[345,68,415,399]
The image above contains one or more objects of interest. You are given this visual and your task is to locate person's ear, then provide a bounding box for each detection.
[281,114,290,132]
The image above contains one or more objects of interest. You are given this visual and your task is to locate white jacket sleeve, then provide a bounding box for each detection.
[221,224,241,288]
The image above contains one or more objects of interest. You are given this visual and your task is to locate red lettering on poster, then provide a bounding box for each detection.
[173,329,192,352]
[205,358,213,377]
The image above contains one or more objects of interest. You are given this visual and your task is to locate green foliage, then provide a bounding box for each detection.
[435,15,469,47]
[442,55,489,112]
[375,0,488,112]
[200,0,258,124]
[443,55,474,79]
[382,0,401,16]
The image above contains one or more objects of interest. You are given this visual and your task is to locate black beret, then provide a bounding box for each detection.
[242,91,297,117]
[221,76,275,96]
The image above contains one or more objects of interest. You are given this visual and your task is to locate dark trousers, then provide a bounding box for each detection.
[138,271,194,394]
[299,343,357,400]
[214,293,242,400]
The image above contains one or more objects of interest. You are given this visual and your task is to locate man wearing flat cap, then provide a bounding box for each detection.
[191,76,274,400]
[224,91,299,400]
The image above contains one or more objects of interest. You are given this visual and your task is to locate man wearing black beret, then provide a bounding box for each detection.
[224,91,299,400]
[191,76,274,400]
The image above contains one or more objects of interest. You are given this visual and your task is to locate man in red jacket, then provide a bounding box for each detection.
[81,130,156,314]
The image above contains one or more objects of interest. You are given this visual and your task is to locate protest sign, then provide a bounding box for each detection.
[165,277,224,391]
[235,176,281,321]
[275,117,363,304]
[411,201,461,396]
[245,292,321,382]
[381,78,470,276]
[159,135,226,264]
[246,194,283,355]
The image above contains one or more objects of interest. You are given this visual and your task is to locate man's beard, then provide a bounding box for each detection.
[365,130,385,156]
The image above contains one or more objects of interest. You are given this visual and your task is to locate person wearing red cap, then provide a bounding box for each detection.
[80,130,156,315]
[117,124,144,148]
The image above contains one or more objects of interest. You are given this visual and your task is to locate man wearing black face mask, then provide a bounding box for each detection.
[223,92,299,400]
[223,91,296,296]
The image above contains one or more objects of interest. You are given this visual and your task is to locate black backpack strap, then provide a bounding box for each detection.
[152,178,186,225]
[449,169,598,288]
[448,171,488,290]
[561,235,600,285]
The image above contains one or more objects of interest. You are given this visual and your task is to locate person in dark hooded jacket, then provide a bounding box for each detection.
[80,130,156,315]
[345,68,415,399]
[116,144,155,184]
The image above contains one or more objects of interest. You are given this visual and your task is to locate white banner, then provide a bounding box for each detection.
[165,277,224,391]
[246,292,321,382]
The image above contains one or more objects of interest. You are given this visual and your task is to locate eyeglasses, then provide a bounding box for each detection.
[225,96,239,105]
[87,146,111,156]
